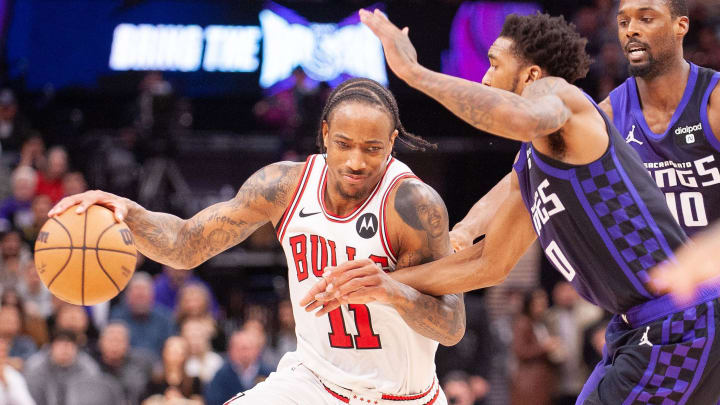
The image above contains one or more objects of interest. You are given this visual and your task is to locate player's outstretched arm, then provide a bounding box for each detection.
[652,221,720,300]
[359,8,571,141]
[49,162,303,269]
[387,179,465,346]
[450,171,512,252]
[312,173,535,300]
[389,173,536,295]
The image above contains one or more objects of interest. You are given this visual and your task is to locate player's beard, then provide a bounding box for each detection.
[628,38,675,80]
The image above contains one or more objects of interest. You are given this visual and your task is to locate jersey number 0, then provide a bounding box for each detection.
[328,305,381,349]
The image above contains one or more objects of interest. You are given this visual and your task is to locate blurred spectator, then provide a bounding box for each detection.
[175,283,225,351]
[265,298,296,367]
[19,194,52,246]
[203,327,273,405]
[0,230,32,290]
[0,166,37,234]
[2,289,49,347]
[582,317,610,374]
[687,25,720,70]
[94,322,153,405]
[435,293,492,405]
[0,163,11,202]
[87,128,140,200]
[510,289,562,405]
[0,306,37,371]
[182,317,222,384]
[0,337,35,405]
[443,371,476,405]
[64,372,125,405]
[545,282,602,405]
[55,304,97,351]
[17,260,53,319]
[253,67,329,155]
[110,272,174,356]
[142,336,202,405]
[35,146,69,204]
[24,329,101,405]
[60,171,87,198]
[0,89,32,160]
[17,135,46,172]
[154,266,217,316]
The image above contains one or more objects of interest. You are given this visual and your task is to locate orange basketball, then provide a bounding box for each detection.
[34,205,137,306]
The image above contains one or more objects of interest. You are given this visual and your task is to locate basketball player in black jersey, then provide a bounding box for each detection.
[302,10,720,404]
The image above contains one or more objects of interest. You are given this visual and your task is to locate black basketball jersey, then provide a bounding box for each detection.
[609,63,720,237]
[513,95,687,314]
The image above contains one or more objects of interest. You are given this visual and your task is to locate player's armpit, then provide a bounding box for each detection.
[390,173,536,296]
[125,161,303,269]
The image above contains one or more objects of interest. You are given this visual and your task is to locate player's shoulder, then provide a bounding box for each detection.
[523,77,591,113]
[245,160,307,212]
[255,160,306,185]
[387,177,448,233]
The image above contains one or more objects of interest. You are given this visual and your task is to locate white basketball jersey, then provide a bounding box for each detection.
[276,154,439,395]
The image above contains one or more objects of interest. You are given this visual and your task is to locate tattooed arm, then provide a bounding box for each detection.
[359,8,572,142]
[301,179,465,346]
[306,172,535,302]
[387,179,465,346]
[49,162,304,269]
[389,172,536,295]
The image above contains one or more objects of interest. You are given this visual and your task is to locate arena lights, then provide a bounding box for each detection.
[107,3,388,88]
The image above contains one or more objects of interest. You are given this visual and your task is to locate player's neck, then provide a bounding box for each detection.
[635,58,690,113]
[323,181,371,217]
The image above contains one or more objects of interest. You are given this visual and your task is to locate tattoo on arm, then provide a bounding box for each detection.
[126,162,302,268]
[415,71,571,140]
[392,179,466,345]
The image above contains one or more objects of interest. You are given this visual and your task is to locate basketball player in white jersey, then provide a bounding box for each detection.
[48,78,464,405]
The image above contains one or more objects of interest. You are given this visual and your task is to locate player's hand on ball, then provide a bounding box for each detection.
[49,190,129,222]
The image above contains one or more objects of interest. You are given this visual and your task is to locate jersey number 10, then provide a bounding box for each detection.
[328,305,381,349]
[665,192,708,227]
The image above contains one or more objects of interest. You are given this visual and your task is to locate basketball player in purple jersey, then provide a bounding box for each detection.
[598,0,720,238]
[303,10,720,404]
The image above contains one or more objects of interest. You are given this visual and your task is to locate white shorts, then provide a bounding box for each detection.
[224,352,447,405]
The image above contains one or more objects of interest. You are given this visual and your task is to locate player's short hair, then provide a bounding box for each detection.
[665,0,688,17]
[316,78,436,153]
[499,13,592,84]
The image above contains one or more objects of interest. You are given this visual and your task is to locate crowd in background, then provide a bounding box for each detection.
[0,1,719,404]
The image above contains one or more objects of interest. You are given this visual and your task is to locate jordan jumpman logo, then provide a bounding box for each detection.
[639,326,653,347]
[626,125,643,145]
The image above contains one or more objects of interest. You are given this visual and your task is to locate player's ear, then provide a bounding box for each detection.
[675,16,689,38]
[525,65,542,84]
[388,129,398,153]
[322,120,329,150]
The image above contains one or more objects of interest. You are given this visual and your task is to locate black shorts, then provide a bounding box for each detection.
[577,298,720,405]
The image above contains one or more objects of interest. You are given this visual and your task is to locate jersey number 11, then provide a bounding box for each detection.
[328,305,381,349]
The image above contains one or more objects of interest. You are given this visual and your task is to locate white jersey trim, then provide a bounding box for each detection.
[276,155,317,241]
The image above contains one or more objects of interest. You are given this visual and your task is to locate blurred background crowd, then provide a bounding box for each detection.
[0,0,718,404]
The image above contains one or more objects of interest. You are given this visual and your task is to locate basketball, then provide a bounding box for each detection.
[34,205,137,306]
